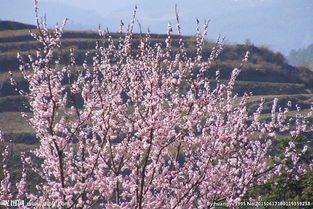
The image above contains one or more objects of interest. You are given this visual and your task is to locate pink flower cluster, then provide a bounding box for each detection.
[1,0,312,208]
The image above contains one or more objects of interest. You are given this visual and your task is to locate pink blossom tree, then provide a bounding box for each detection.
[1,0,313,208]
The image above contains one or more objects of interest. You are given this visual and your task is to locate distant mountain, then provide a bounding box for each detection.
[77,0,313,54]
[0,0,108,31]
[0,21,36,31]
[1,0,312,54]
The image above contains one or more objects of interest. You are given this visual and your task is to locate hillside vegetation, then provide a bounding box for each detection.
[1,20,313,144]
[0,20,36,31]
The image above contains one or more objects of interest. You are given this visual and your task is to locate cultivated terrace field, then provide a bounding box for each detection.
[1,21,313,144]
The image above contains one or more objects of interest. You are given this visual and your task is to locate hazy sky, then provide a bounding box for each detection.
[1,0,312,54]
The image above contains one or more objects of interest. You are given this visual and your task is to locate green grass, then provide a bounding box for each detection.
[248,93,313,101]
[0,94,311,135]
[0,70,23,81]
[246,93,313,111]
[258,108,312,121]
[0,112,33,134]
[0,29,36,38]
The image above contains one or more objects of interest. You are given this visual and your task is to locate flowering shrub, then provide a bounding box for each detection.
[1,0,313,208]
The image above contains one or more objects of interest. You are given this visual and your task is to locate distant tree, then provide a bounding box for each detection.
[287,44,313,66]
[244,39,253,46]
[244,135,313,204]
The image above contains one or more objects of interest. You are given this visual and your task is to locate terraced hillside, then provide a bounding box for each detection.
[1,20,313,144]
